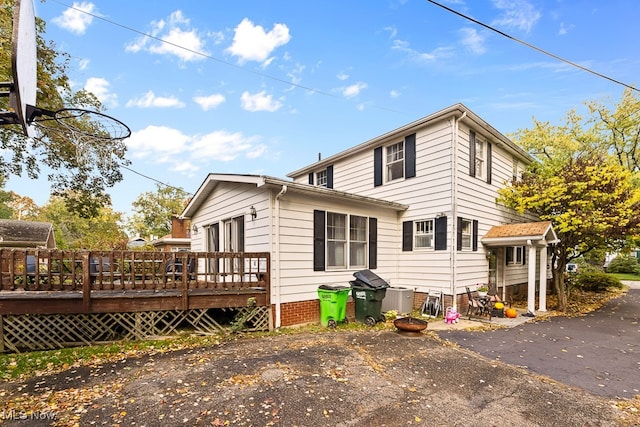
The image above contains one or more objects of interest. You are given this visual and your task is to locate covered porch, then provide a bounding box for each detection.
[481,221,559,315]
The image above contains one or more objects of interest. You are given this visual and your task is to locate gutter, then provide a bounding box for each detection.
[274,184,288,328]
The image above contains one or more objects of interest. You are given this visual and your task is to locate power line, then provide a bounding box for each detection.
[119,164,191,195]
[426,0,638,93]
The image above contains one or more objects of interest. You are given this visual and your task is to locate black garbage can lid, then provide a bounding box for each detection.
[319,284,349,291]
[352,270,390,289]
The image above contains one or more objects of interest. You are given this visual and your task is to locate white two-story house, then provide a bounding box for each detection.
[182,103,557,327]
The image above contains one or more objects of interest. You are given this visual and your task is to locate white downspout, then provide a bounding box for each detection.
[450,111,466,309]
[274,185,288,328]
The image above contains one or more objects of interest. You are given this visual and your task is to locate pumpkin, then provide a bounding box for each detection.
[494,302,504,310]
[505,308,517,318]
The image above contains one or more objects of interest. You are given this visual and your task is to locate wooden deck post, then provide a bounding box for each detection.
[82,252,91,313]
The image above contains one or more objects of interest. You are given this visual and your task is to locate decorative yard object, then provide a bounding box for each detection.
[445,306,460,324]
[494,302,504,310]
[505,307,518,318]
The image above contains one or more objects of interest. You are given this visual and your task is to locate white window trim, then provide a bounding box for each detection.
[316,170,327,187]
[475,137,485,179]
[506,246,525,266]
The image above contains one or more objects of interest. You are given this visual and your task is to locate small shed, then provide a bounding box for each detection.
[0,219,56,249]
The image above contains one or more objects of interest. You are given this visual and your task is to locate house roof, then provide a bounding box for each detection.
[287,103,534,178]
[0,219,56,248]
[481,221,559,247]
[181,174,408,218]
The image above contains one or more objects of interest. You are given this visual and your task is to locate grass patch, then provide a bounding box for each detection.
[608,272,640,281]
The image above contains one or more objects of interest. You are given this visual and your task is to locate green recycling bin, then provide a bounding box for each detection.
[350,284,387,326]
[317,285,350,327]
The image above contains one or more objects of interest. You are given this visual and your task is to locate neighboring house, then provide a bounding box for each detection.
[127,237,147,248]
[152,216,191,252]
[182,103,557,327]
[0,219,56,248]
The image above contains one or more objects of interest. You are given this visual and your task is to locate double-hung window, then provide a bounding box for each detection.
[327,213,347,268]
[414,220,434,249]
[325,212,368,269]
[316,170,327,187]
[349,215,367,267]
[475,138,485,179]
[460,219,472,249]
[386,141,404,181]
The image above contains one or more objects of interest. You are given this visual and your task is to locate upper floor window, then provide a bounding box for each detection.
[475,138,485,179]
[386,141,404,182]
[316,170,327,187]
[512,159,525,182]
[415,220,434,248]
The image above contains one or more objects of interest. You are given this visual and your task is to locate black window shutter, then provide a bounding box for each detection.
[469,130,476,177]
[326,165,334,189]
[236,216,245,252]
[402,221,413,252]
[486,143,492,184]
[374,146,383,187]
[472,219,478,252]
[522,246,527,264]
[435,216,447,251]
[456,217,463,251]
[313,210,326,271]
[308,172,314,185]
[369,217,377,269]
[405,133,416,179]
[506,247,512,265]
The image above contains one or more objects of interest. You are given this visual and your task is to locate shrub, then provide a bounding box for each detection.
[606,255,640,274]
[574,270,623,292]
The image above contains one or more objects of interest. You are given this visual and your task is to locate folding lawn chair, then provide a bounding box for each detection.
[421,290,442,318]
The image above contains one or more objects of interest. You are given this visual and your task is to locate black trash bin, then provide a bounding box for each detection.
[350,270,390,326]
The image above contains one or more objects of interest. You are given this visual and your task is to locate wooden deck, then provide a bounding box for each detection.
[0,249,271,351]
[0,249,271,315]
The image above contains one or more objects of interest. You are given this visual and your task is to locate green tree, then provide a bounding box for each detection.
[498,154,640,310]
[37,196,128,249]
[127,184,190,239]
[0,0,129,218]
[0,177,14,218]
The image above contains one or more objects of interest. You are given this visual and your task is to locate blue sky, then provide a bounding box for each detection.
[7,0,640,218]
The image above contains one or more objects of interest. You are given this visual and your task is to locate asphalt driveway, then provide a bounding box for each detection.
[438,287,640,400]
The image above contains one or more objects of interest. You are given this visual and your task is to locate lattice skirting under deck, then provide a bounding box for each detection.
[0,307,271,353]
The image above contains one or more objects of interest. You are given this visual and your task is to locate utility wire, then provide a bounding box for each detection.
[426,0,638,93]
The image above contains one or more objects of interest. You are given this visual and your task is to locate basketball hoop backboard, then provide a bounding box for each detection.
[10,0,37,137]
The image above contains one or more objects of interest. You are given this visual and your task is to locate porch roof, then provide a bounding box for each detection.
[481,221,559,247]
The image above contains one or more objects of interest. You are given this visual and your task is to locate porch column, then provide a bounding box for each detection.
[527,242,537,315]
[538,246,547,312]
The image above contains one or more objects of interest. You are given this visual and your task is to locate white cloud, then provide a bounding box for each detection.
[52,2,97,35]
[336,71,350,81]
[459,27,486,55]
[127,125,267,166]
[491,0,542,33]
[390,90,401,98]
[84,77,117,108]
[226,18,291,64]
[126,125,190,159]
[193,93,226,111]
[125,10,207,62]
[126,91,185,108]
[558,22,574,36]
[240,91,283,112]
[342,82,368,98]
[191,131,263,162]
[391,39,454,62]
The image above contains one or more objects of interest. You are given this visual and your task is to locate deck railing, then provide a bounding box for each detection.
[0,248,270,315]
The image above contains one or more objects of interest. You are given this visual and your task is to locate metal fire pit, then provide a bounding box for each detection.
[394,317,428,336]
